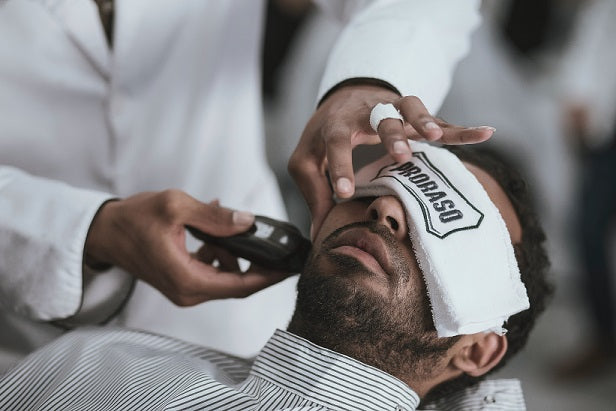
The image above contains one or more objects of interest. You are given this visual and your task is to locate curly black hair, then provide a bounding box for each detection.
[423,145,554,403]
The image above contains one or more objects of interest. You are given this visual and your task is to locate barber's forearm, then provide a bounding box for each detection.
[317,77,400,107]
[316,0,482,113]
[0,166,114,321]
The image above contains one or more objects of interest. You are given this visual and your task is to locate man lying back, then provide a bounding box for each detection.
[0,144,552,410]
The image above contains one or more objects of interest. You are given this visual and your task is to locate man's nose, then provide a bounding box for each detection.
[365,196,408,241]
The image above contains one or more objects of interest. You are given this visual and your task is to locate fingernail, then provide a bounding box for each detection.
[310,223,315,241]
[474,126,496,132]
[424,121,440,130]
[232,210,254,226]
[336,178,352,195]
[393,140,410,154]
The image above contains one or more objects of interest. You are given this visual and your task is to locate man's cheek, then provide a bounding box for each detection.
[313,216,345,245]
[315,203,367,244]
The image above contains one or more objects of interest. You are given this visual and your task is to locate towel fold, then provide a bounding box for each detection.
[353,142,529,337]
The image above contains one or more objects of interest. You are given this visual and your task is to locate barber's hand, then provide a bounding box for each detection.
[288,84,495,238]
[84,191,290,306]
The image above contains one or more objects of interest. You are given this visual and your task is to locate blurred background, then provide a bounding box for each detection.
[261,0,616,409]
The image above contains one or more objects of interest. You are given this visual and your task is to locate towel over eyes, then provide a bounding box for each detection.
[352,142,529,337]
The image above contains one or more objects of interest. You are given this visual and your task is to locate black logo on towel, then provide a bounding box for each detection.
[372,152,484,238]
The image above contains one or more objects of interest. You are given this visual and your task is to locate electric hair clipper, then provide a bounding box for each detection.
[187,215,311,273]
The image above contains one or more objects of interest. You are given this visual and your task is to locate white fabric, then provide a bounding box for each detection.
[0,167,114,320]
[0,0,480,370]
[353,142,529,337]
[0,327,527,410]
[0,0,293,368]
[317,0,482,113]
[369,103,403,132]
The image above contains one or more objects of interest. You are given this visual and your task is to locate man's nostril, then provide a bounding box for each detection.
[370,209,378,220]
[387,216,399,231]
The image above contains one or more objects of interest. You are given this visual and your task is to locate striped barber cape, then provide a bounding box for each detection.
[0,328,526,410]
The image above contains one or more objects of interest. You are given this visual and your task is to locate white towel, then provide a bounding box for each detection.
[353,142,529,337]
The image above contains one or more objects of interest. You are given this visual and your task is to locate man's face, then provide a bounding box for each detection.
[308,160,522,310]
[290,160,522,379]
[310,195,421,303]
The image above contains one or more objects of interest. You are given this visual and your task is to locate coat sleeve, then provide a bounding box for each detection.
[0,166,129,322]
[315,0,482,114]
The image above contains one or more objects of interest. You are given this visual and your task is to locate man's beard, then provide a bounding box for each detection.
[288,221,458,381]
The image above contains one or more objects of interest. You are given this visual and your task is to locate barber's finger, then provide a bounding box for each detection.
[194,240,241,272]
[245,262,288,277]
[324,127,355,199]
[403,122,420,139]
[187,200,255,237]
[436,124,495,145]
[288,152,335,239]
[212,246,241,272]
[396,96,443,141]
[377,118,412,163]
[195,244,216,265]
[194,265,289,300]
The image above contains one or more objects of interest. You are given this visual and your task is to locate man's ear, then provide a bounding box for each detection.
[450,333,508,377]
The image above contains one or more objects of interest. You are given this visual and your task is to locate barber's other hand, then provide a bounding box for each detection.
[84,191,290,306]
[288,84,495,238]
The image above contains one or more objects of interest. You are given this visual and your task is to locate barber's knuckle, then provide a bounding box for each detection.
[322,105,340,121]
[158,189,187,220]
[236,287,251,299]
[171,294,193,307]
[178,278,198,296]
[166,286,183,302]
[400,95,421,111]
[162,270,183,289]
[241,281,258,297]
[434,116,448,125]
[166,291,184,306]
[380,122,400,135]
[287,153,303,177]
[288,156,318,183]
[168,282,197,306]
[403,95,420,104]
[321,120,349,143]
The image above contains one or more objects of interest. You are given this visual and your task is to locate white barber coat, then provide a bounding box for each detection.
[0,0,480,371]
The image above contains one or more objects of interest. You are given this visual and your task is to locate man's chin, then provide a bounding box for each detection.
[290,252,456,381]
[290,262,381,351]
[298,255,364,301]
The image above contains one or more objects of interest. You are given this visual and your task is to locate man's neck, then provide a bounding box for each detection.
[286,315,448,399]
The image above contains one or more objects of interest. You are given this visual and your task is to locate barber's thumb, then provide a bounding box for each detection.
[231,210,255,227]
[190,203,255,237]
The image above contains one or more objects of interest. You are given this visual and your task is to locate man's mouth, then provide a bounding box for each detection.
[328,227,395,278]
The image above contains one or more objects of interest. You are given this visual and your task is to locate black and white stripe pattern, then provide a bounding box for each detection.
[0,328,525,410]
[420,379,527,411]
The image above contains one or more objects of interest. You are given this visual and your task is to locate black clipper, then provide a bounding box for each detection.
[187,215,311,273]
